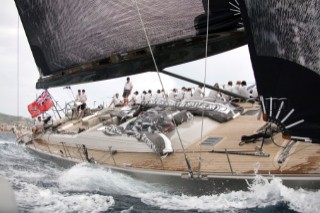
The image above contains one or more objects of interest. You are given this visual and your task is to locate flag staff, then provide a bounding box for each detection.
[46,90,62,119]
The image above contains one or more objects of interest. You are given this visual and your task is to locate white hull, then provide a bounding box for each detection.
[27,144,320,196]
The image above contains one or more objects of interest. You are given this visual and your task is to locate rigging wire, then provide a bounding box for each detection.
[131,0,163,89]
[132,0,194,177]
[46,90,63,119]
[63,86,75,101]
[65,86,75,100]
[17,14,20,123]
[198,0,211,176]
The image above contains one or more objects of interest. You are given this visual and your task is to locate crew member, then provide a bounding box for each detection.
[108,93,123,108]
[123,77,133,105]
[32,116,44,135]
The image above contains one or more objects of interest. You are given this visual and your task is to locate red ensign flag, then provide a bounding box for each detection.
[28,91,54,118]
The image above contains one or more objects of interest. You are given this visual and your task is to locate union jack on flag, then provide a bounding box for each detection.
[28,91,54,118]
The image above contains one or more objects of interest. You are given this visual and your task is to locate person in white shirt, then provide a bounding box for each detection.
[145,90,152,102]
[76,89,87,112]
[76,89,87,118]
[80,89,87,110]
[168,88,177,99]
[75,89,81,102]
[223,81,233,101]
[193,85,204,98]
[239,81,250,98]
[141,91,147,103]
[160,89,166,99]
[232,80,241,95]
[135,92,142,104]
[208,83,221,99]
[184,88,192,99]
[175,87,186,101]
[122,77,133,105]
[108,93,123,108]
[153,89,164,102]
[152,89,160,101]
[32,116,44,135]
[129,91,139,105]
[72,89,83,118]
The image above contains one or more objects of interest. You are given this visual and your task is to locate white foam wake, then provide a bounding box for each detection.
[14,181,114,213]
[58,163,159,195]
[139,175,320,213]
[0,139,13,144]
[57,163,320,213]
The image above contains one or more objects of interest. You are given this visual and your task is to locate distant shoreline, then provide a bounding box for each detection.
[0,112,32,132]
[0,123,14,132]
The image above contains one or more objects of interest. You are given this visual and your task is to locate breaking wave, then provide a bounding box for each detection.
[59,163,320,213]
[139,175,320,212]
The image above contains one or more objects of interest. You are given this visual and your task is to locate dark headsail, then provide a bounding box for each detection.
[239,0,320,142]
[15,0,245,89]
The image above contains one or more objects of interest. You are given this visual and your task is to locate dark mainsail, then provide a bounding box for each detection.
[239,0,320,141]
[15,0,245,89]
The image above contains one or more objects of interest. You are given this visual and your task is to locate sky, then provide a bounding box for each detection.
[0,0,255,118]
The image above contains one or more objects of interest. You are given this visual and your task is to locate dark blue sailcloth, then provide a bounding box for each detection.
[239,0,320,142]
[14,0,245,89]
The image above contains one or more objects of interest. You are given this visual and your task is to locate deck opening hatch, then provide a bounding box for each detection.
[242,109,259,115]
[200,137,222,146]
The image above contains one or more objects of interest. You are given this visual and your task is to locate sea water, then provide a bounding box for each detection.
[0,132,319,213]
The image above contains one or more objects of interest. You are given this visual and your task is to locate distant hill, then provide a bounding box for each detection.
[0,112,32,125]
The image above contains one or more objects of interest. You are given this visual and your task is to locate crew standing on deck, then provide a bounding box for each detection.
[78,89,87,118]
[80,89,87,110]
[123,77,133,105]
[75,89,82,112]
